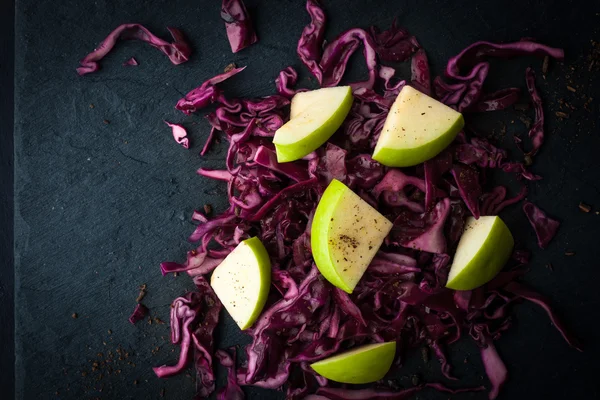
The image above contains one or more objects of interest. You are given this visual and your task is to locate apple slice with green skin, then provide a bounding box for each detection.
[446,216,514,291]
[273,86,353,163]
[210,237,271,330]
[372,85,464,167]
[311,179,393,293]
[311,342,396,384]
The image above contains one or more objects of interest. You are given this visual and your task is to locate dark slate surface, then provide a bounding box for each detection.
[1,0,15,399]
[12,0,600,399]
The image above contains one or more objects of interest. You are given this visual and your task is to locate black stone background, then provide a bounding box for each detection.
[5,0,600,399]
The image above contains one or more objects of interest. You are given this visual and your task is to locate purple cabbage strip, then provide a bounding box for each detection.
[370,20,418,62]
[297,0,326,84]
[480,341,508,400]
[77,24,190,75]
[176,67,247,115]
[435,40,564,112]
[160,249,224,276]
[397,198,451,254]
[525,67,545,156]
[503,281,582,351]
[522,201,560,249]
[275,66,302,98]
[450,164,481,219]
[320,28,378,90]
[446,40,564,79]
[221,0,258,53]
[411,47,431,95]
[216,348,245,400]
[123,57,139,66]
[454,136,541,181]
[472,87,521,112]
[481,185,528,216]
[254,145,310,182]
[128,303,148,324]
[153,277,222,398]
[164,121,190,149]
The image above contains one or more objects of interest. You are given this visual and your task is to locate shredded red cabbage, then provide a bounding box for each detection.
[77,24,190,75]
[524,67,545,156]
[153,277,221,397]
[123,57,139,66]
[435,40,564,112]
[523,201,561,249]
[176,67,247,115]
[297,0,327,85]
[128,303,148,324]
[153,1,579,398]
[216,348,245,400]
[221,0,258,53]
[164,121,190,149]
[480,341,508,400]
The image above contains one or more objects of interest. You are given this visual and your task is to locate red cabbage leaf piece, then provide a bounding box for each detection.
[480,341,508,400]
[77,24,190,75]
[503,281,582,351]
[275,67,302,98]
[481,185,528,216]
[297,1,377,89]
[320,28,378,90]
[297,0,326,84]
[286,362,328,400]
[176,67,247,115]
[524,67,545,157]
[391,198,451,254]
[164,121,190,149]
[221,0,258,53]
[522,201,560,249]
[216,348,245,400]
[370,20,418,62]
[454,136,540,181]
[254,145,310,182]
[446,40,564,78]
[373,169,427,212]
[128,303,148,324]
[450,164,481,219]
[424,151,453,209]
[411,47,431,95]
[123,57,139,66]
[153,277,221,398]
[434,40,564,112]
[472,87,521,112]
[160,249,224,276]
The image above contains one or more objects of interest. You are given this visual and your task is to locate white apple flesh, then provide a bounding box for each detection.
[273,86,353,163]
[372,85,464,167]
[210,237,271,330]
[311,179,393,293]
[290,89,324,119]
[446,216,514,290]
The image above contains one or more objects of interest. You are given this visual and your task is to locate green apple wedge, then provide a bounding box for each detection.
[311,179,393,293]
[372,85,464,167]
[210,237,271,330]
[446,216,514,291]
[311,342,397,384]
[273,86,353,163]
